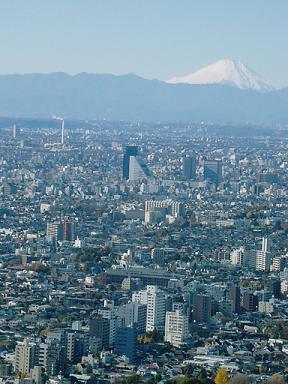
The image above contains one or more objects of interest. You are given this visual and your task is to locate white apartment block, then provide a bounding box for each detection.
[165,310,189,348]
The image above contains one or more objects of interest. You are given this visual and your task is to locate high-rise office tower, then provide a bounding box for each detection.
[129,155,151,181]
[63,219,75,241]
[272,280,281,299]
[53,116,65,145]
[123,146,138,179]
[61,119,65,145]
[15,339,36,374]
[192,294,211,323]
[182,156,196,180]
[204,160,222,185]
[115,326,137,363]
[164,309,189,347]
[229,286,241,314]
[12,124,17,139]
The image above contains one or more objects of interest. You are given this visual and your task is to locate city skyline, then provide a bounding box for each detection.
[1,2,288,383]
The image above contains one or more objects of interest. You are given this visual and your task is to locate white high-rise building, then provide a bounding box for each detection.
[61,119,65,145]
[256,237,272,271]
[256,250,272,271]
[164,310,189,347]
[133,285,166,332]
[12,124,17,139]
[15,339,36,374]
[262,237,271,253]
[132,290,148,304]
[146,285,166,332]
[117,301,147,334]
[230,247,244,265]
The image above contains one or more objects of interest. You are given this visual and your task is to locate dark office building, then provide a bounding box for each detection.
[66,331,89,365]
[123,146,138,180]
[192,294,211,323]
[89,316,110,349]
[256,172,278,184]
[41,340,66,376]
[63,219,75,241]
[242,292,258,312]
[115,327,137,363]
[136,304,147,335]
[182,156,196,180]
[229,286,241,314]
[47,219,75,242]
[204,160,222,185]
[272,280,281,300]
[2,182,17,196]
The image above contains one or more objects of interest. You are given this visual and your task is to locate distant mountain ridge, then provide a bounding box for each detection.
[0,71,287,123]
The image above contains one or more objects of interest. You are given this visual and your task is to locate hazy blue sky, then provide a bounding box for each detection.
[0,0,287,86]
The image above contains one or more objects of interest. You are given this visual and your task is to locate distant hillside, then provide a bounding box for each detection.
[0,72,287,123]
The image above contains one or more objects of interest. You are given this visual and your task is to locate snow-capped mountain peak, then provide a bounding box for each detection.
[167,59,274,92]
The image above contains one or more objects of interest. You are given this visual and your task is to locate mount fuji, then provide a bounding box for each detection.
[167,59,275,92]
